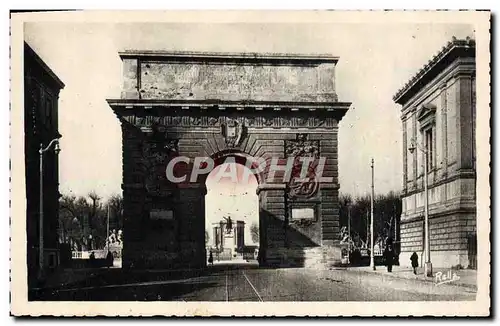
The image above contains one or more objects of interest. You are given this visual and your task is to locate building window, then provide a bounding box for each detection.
[417,103,436,173]
[425,128,434,171]
[45,97,52,129]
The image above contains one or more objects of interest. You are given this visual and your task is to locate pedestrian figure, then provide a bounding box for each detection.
[208,250,214,266]
[384,245,395,272]
[106,250,114,268]
[89,251,96,268]
[410,251,419,275]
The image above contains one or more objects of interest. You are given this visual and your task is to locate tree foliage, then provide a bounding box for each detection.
[250,222,259,244]
[338,191,402,250]
[59,192,124,251]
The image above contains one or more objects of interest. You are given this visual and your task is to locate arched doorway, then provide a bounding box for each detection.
[205,160,260,266]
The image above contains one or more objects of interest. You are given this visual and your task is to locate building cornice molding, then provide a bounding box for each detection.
[402,170,476,197]
[401,206,477,224]
[400,58,476,117]
[394,37,475,105]
[24,42,65,90]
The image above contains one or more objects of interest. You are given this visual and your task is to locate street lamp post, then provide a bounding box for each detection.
[348,204,351,265]
[38,137,61,281]
[370,158,376,271]
[408,138,432,277]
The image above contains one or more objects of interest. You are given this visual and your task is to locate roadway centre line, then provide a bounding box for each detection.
[242,271,263,302]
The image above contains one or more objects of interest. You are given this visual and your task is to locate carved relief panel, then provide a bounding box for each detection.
[284,133,320,200]
[140,125,179,198]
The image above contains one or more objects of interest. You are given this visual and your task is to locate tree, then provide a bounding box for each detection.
[107,194,124,230]
[205,230,210,245]
[58,191,113,251]
[250,222,259,244]
[338,191,401,250]
[59,194,83,250]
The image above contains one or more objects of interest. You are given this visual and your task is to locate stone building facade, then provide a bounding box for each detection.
[24,42,65,287]
[393,37,476,269]
[108,51,351,269]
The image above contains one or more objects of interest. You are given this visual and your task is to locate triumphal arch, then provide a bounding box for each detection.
[107,50,351,269]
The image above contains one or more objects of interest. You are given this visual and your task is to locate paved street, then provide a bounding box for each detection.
[31,265,476,301]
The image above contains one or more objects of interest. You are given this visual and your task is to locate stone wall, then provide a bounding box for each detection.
[120,52,338,103]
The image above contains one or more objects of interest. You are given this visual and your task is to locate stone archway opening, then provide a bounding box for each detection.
[204,160,260,267]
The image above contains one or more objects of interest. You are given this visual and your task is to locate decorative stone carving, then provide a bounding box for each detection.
[221,118,244,148]
[281,117,291,127]
[285,133,320,157]
[122,114,335,129]
[189,116,201,126]
[245,117,257,127]
[172,116,182,125]
[296,117,307,127]
[141,128,179,197]
[310,117,326,127]
[285,134,320,199]
[291,218,315,228]
[207,117,219,126]
[262,117,274,127]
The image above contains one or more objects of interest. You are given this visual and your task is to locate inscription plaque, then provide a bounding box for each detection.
[291,207,315,220]
[150,209,174,220]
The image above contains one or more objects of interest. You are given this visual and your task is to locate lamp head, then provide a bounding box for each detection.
[54,140,61,154]
[408,139,416,154]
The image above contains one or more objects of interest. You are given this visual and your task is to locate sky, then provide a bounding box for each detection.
[24,21,474,201]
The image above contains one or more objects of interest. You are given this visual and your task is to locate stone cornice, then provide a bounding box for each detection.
[399,58,475,117]
[107,99,351,111]
[393,37,475,105]
[119,50,339,65]
[108,99,352,123]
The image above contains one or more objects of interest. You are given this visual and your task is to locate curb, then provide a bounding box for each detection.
[345,268,477,291]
